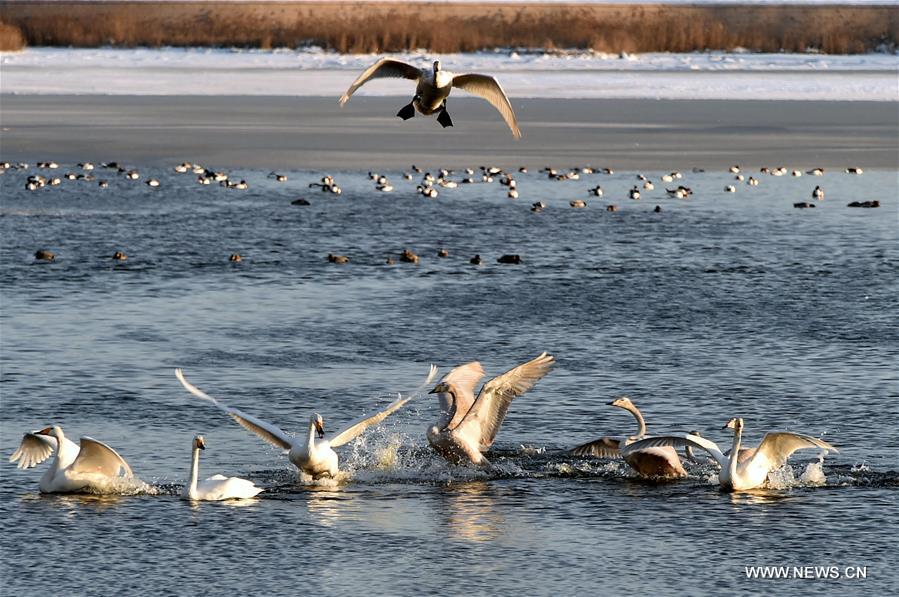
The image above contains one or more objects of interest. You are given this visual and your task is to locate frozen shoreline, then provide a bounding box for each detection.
[2,47,897,101]
[3,95,896,169]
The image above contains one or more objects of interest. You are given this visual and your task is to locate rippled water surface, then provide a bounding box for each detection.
[1,164,897,596]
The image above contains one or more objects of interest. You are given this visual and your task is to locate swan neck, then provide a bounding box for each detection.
[306,419,317,452]
[625,403,647,438]
[729,427,742,477]
[188,446,200,499]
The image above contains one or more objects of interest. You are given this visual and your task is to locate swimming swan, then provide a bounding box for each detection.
[570,396,686,478]
[427,352,554,466]
[182,435,263,501]
[339,58,521,139]
[10,425,133,493]
[175,366,437,480]
[620,417,837,491]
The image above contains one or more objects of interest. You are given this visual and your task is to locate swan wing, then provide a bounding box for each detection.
[570,436,622,458]
[454,352,555,449]
[451,74,521,139]
[441,361,486,430]
[329,364,439,447]
[71,437,133,478]
[339,58,422,106]
[175,368,293,452]
[621,434,728,467]
[9,432,58,469]
[753,432,837,470]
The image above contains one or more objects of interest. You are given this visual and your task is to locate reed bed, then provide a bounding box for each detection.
[0,2,896,54]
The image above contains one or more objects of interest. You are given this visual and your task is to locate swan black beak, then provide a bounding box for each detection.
[315,420,325,439]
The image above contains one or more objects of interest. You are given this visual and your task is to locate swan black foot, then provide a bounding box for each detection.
[396,103,415,120]
[437,109,454,128]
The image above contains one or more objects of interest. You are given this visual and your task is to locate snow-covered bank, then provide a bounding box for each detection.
[2,47,896,101]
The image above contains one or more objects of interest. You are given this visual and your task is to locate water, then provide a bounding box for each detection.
[1,163,897,595]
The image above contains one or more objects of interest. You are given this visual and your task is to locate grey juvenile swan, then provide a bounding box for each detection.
[339,58,521,139]
[427,352,554,466]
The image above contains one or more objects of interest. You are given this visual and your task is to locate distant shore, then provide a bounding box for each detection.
[1,2,897,53]
[2,95,896,170]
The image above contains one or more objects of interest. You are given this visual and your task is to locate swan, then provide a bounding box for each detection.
[426,352,554,466]
[570,396,687,478]
[339,58,521,139]
[175,366,437,480]
[10,426,133,493]
[182,435,263,501]
[620,417,837,491]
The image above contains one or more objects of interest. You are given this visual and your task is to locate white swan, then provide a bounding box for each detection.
[182,435,262,501]
[10,425,133,493]
[339,58,521,139]
[427,352,554,466]
[570,396,686,478]
[175,365,438,480]
[621,417,837,491]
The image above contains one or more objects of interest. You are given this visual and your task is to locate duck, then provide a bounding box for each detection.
[570,396,686,478]
[427,353,554,466]
[497,254,521,264]
[846,167,863,175]
[621,417,837,491]
[570,200,587,208]
[175,367,437,481]
[812,186,824,200]
[628,186,641,200]
[340,58,521,138]
[112,251,127,261]
[146,179,160,187]
[181,435,262,501]
[327,253,349,264]
[34,250,55,261]
[10,425,133,493]
[747,177,759,186]
[229,253,242,262]
[400,249,420,264]
[469,255,482,265]
[588,185,603,197]
[437,248,449,258]
[531,201,546,213]
[725,185,736,193]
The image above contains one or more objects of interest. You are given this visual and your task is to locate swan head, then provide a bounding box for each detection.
[723,417,744,431]
[311,414,325,438]
[608,395,633,409]
[193,435,206,450]
[36,425,62,438]
[433,60,441,73]
[428,381,450,395]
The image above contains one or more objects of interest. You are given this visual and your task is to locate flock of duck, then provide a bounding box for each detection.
[6,156,879,269]
[11,352,837,500]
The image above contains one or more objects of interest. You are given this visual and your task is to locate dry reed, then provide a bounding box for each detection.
[0,2,895,54]
[0,19,25,51]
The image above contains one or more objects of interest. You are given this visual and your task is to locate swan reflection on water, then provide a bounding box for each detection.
[439,481,505,543]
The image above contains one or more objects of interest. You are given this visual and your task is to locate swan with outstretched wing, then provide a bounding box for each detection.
[621,417,837,491]
[427,352,554,466]
[340,58,521,139]
[175,365,438,480]
[571,396,687,478]
[10,426,133,493]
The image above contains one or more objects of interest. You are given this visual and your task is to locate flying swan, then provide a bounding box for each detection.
[620,417,837,491]
[339,58,521,139]
[427,352,554,466]
[9,425,133,493]
[182,435,263,501]
[570,396,687,478]
[175,365,438,480]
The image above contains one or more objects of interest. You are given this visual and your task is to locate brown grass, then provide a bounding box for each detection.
[0,19,26,51]
[0,2,896,54]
